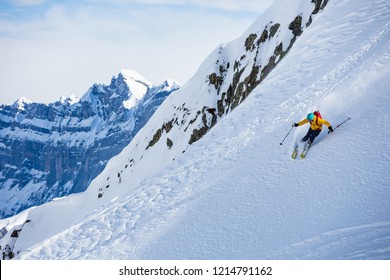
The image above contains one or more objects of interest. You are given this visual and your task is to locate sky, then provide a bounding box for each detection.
[0,0,275,105]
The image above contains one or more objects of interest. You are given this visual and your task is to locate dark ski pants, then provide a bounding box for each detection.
[302,128,321,143]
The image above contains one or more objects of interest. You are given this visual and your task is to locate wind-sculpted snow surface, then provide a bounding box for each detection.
[0,0,389,260]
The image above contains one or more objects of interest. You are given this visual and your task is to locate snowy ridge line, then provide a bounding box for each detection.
[277,20,390,122]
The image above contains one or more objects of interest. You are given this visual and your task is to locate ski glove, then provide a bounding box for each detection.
[293,123,299,127]
[328,126,334,133]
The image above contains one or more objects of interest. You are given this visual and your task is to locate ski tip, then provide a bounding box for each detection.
[291,146,298,159]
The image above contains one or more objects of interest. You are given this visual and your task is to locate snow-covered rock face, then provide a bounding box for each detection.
[118,69,151,109]
[140,0,328,152]
[0,70,180,219]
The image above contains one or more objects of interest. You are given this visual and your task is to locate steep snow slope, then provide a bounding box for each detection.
[1,0,390,259]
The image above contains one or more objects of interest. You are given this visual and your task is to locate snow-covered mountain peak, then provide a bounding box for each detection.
[162,79,181,90]
[58,94,79,105]
[120,69,151,86]
[13,97,31,110]
[78,70,152,110]
[115,69,151,109]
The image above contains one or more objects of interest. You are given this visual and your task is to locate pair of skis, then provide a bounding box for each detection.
[291,142,311,159]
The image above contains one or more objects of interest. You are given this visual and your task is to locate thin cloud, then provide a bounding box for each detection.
[7,0,48,7]
[84,0,274,13]
[190,0,274,12]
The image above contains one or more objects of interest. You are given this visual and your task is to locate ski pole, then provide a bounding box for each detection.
[328,117,351,134]
[280,126,293,145]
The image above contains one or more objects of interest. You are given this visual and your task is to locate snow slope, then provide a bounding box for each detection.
[1,0,390,259]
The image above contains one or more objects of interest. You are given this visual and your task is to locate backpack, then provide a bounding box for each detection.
[313,110,322,125]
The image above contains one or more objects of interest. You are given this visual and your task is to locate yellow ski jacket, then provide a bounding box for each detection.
[297,116,331,131]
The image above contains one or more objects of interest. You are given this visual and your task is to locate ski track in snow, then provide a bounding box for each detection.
[16,0,390,259]
[270,222,390,259]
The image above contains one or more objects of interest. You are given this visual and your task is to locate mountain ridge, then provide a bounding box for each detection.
[0,70,180,218]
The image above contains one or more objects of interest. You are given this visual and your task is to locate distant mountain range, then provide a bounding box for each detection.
[0,70,180,218]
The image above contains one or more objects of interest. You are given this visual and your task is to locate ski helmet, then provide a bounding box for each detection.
[307,113,315,121]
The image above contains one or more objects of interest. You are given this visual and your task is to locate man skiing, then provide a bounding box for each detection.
[293,112,333,144]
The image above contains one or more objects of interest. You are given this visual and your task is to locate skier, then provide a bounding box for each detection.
[293,112,333,144]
